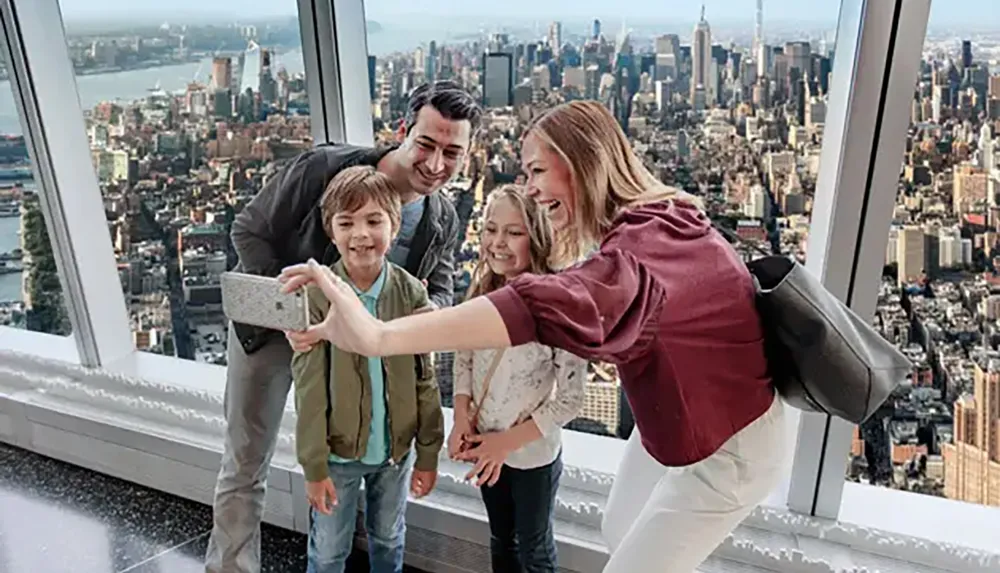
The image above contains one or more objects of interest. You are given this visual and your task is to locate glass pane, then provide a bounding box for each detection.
[57,4,311,363]
[0,57,73,336]
[364,4,841,438]
[853,7,999,507]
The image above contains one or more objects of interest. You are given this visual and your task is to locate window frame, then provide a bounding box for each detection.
[3,0,998,558]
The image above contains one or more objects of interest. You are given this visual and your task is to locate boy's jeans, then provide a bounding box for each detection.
[307,451,414,573]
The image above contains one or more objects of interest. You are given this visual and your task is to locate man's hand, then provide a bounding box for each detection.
[306,478,337,515]
[410,469,437,498]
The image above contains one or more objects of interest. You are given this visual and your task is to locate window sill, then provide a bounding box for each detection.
[839,480,1000,555]
[0,326,80,365]
[1,334,997,572]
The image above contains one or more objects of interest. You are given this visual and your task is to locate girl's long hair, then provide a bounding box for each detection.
[466,185,556,300]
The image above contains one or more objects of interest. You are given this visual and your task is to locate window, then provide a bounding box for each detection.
[0,57,72,336]
[853,4,1000,509]
[363,4,841,438]
[57,3,312,363]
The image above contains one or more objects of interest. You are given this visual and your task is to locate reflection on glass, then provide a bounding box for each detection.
[863,20,1000,507]
[56,5,311,363]
[363,5,839,439]
[0,56,73,336]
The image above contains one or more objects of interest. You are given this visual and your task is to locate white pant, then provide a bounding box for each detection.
[601,395,787,573]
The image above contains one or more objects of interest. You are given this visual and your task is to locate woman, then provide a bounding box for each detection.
[281,100,787,573]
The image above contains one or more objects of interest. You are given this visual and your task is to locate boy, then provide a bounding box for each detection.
[291,165,444,573]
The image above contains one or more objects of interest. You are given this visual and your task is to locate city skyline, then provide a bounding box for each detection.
[57,0,996,29]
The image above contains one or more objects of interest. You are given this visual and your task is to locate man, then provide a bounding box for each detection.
[205,80,481,573]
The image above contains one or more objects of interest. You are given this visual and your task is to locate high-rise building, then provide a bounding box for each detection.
[691,5,712,105]
[548,21,562,57]
[753,0,764,60]
[211,57,232,91]
[943,359,1000,507]
[962,40,974,70]
[482,52,513,108]
[896,225,926,286]
[592,18,601,41]
[367,55,377,100]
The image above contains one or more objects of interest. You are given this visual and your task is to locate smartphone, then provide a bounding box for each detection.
[221,272,310,332]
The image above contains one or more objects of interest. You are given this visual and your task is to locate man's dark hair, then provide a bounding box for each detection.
[403,80,482,134]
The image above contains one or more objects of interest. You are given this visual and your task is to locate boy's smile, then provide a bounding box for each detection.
[331,199,396,290]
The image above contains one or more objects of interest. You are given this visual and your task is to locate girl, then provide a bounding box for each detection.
[449,185,586,573]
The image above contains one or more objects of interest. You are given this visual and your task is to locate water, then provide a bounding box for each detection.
[0,216,20,302]
[0,27,453,302]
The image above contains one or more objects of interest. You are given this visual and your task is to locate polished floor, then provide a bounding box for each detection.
[0,441,424,573]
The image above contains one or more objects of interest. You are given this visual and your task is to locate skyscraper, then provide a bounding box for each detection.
[592,18,601,41]
[691,5,713,105]
[482,52,513,107]
[753,0,764,60]
[548,21,562,57]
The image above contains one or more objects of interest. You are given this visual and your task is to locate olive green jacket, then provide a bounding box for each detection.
[291,261,444,482]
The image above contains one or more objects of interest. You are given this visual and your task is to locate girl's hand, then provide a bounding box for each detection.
[447,417,472,460]
[456,431,517,487]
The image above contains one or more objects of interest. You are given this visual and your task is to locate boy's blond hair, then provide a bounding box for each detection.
[320,165,402,239]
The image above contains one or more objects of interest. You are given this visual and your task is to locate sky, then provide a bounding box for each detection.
[57,0,995,29]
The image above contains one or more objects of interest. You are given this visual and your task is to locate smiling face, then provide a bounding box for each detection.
[394,105,472,196]
[330,199,395,273]
[480,196,532,279]
[520,131,576,233]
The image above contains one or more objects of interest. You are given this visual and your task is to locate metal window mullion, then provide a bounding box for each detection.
[786,0,931,518]
[299,0,340,145]
[0,0,133,366]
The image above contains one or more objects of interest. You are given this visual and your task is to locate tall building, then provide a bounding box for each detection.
[211,57,232,91]
[943,359,1000,507]
[482,52,513,108]
[896,225,926,286]
[367,55,377,100]
[592,18,601,41]
[548,21,562,57]
[753,0,764,60]
[691,5,713,105]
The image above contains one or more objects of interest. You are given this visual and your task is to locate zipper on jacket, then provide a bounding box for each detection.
[384,361,396,466]
[356,357,365,460]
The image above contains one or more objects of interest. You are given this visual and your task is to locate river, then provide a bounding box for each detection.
[0,26,463,303]
[0,216,20,302]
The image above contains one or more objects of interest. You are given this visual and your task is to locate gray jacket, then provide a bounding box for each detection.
[230,143,460,354]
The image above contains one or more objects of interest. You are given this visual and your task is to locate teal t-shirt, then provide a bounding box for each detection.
[329,263,390,465]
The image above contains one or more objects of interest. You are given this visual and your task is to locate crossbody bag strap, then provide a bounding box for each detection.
[469,349,506,427]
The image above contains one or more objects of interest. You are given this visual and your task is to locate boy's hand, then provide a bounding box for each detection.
[306,478,337,515]
[410,469,437,498]
[285,329,321,352]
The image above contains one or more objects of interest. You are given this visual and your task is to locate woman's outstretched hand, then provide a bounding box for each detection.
[278,259,384,356]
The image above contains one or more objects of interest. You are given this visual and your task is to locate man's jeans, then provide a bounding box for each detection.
[308,451,414,573]
[479,454,562,573]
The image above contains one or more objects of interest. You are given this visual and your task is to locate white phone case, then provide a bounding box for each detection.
[221,272,310,331]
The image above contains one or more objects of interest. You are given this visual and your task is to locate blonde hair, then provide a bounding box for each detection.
[320,165,401,238]
[524,100,700,261]
[466,185,556,300]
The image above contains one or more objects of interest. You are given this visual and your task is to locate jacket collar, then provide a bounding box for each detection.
[331,259,394,302]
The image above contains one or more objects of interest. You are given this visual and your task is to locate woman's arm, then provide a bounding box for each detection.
[379,296,512,355]
[281,250,662,362]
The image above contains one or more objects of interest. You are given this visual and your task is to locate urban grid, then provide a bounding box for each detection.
[0,5,999,512]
